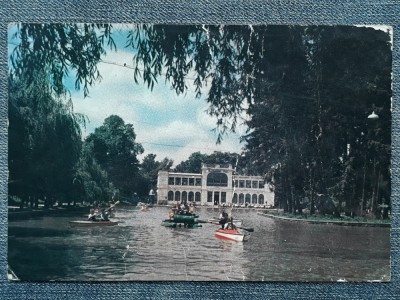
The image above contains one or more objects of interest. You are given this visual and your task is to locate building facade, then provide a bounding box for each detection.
[157,163,274,207]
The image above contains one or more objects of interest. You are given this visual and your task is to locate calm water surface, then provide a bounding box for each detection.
[8,206,390,281]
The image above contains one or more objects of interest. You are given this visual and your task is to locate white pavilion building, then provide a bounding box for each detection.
[157,163,274,207]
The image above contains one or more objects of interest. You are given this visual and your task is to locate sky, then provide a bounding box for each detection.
[65,26,246,165]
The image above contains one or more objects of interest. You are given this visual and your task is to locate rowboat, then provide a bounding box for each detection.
[69,220,119,227]
[215,228,244,242]
[161,210,202,228]
[161,219,202,228]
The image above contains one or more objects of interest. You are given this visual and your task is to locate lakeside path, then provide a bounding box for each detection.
[258,212,391,227]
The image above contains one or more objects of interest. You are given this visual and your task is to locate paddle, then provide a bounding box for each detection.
[94,201,120,219]
[238,226,254,233]
[197,219,254,232]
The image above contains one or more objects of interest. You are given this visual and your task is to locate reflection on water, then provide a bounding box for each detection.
[8,206,390,281]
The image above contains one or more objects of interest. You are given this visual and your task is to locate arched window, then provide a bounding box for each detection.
[206,172,228,187]
[259,194,264,205]
[232,193,238,204]
[168,191,174,201]
[182,191,187,201]
[195,192,201,202]
[188,192,194,202]
[239,193,244,204]
[252,194,257,204]
[245,194,251,203]
[175,191,181,201]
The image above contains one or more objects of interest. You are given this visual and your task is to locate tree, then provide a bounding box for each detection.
[10,23,115,96]
[73,141,114,205]
[174,152,207,173]
[242,26,391,216]
[174,151,240,173]
[86,115,144,197]
[9,72,83,207]
[140,153,173,195]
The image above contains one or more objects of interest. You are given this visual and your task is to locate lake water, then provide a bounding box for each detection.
[8,206,390,282]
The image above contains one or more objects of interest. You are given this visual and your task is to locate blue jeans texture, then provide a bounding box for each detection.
[0,0,399,299]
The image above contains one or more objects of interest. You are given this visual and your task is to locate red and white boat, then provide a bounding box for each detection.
[214,228,245,242]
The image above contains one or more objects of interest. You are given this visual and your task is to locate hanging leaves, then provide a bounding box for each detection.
[10,23,116,97]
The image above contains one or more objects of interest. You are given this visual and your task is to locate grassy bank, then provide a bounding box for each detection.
[258,211,391,227]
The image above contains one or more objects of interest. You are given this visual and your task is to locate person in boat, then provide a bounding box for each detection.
[180,201,186,211]
[184,200,189,210]
[88,209,97,221]
[100,209,110,221]
[225,217,237,230]
[172,201,180,214]
[180,200,189,215]
[189,203,195,214]
[219,211,229,229]
[175,202,185,215]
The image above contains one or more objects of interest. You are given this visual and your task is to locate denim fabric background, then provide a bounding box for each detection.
[0,1,399,299]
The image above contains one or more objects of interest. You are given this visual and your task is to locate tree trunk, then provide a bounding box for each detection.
[360,155,367,217]
[310,167,315,215]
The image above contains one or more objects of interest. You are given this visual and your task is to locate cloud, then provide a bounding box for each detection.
[137,116,244,164]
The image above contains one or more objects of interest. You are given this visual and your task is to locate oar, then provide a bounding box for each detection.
[197,219,254,232]
[237,226,254,232]
[95,201,120,218]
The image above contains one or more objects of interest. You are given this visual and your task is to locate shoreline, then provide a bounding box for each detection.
[8,205,92,221]
[258,212,391,227]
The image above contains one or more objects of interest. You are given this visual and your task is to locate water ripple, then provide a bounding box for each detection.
[8,206,390,282]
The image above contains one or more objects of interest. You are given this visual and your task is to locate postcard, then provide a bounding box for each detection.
[7,23,391,282]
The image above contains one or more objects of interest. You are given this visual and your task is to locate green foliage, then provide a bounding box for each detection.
[268,211,391,224]
[129,25,257,141]
[73,142,114,204]
[85,115,144,197]
[10,23,116,96]
[242,26,391,217]
[174,152,207,173]
[174,151,240,173]
[9,73,83,206]
[139,153,174,194]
